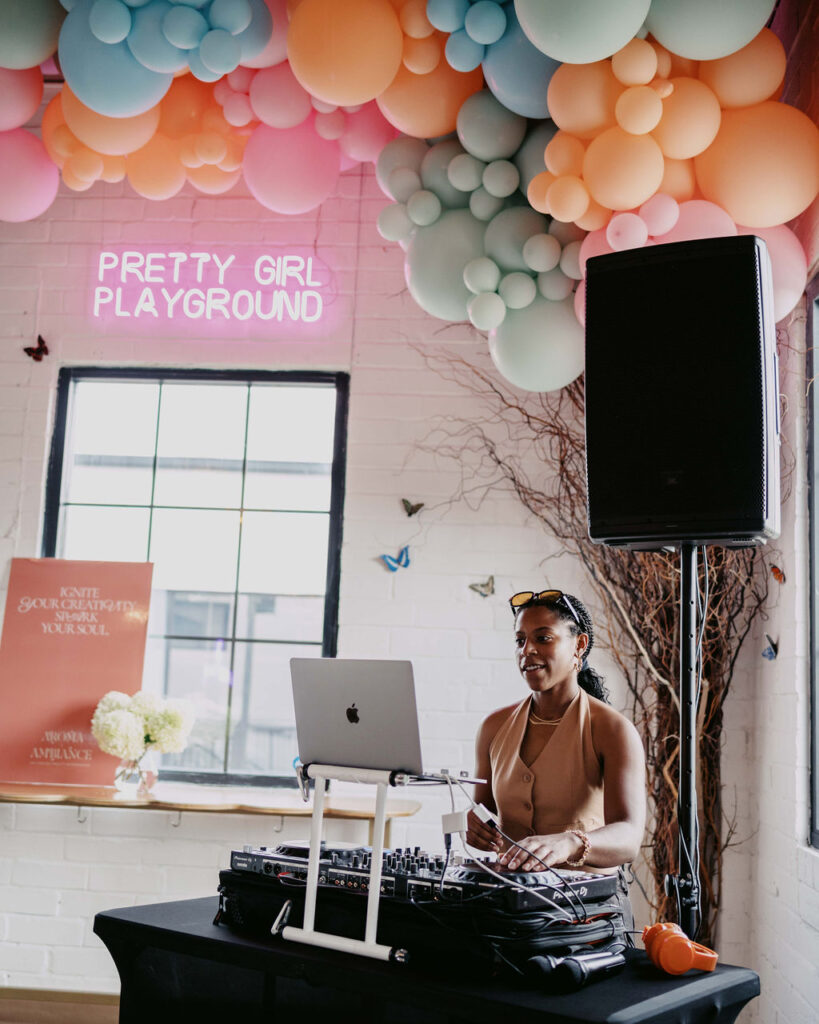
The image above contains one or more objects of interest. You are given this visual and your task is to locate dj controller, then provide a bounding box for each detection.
[228,840,618,912]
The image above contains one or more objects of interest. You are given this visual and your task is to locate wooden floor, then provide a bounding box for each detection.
[0,989,119,1024]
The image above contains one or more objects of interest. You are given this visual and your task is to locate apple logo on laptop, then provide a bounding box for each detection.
[346,703,360,724]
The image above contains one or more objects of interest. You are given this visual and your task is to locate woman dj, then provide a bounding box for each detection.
[466,589,645,887]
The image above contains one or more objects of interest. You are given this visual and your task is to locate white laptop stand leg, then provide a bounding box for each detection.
[281,766,407,962]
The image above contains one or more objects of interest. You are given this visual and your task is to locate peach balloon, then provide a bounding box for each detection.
[41,94,68,167]
[51,123,79,161]
[67,147,104,182]
[288,0,403,106]
[698,29,785,109]
[652,77,720,159]
[695,101,819,228]
[544,132,585,177]
[576,198,610,231]
[159,75,215,138]
[650,41,672,78]
[547,61,622,141]
[62,167,94,192]
[218,136,247,172]
[402,34,441,75]
[400,0,433,38]
[650,78,674,99]
[615,85,663,135]
[126,134,186,200]
[377,58,482,139]
[611,39,658,86]
[527,170,556,214]
[100,155,126,183]
[583,127,665,211]
[547,175,590,223]
[658,156,696,201]
[61,85,160,157]
[187,163,242,194]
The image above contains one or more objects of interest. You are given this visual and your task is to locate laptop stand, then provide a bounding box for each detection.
[279,763,411,961]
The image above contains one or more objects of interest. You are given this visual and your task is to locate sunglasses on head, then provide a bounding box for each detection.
[509,589,582,627]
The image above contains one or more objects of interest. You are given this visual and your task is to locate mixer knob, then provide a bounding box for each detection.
[414,847,421,856]
[242,845,252,853]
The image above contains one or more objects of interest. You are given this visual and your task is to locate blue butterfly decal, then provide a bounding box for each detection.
[380,545,410,572]
[762,634,778,661]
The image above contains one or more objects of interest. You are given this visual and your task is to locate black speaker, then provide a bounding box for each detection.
[584,235,780,549]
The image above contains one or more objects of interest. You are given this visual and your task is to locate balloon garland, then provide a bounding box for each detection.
[0,0,817,392]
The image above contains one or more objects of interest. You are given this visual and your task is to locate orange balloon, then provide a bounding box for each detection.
[650,42,672,79]
[611,39,658,86]
[658,156,697,201]
[400,0,433,38]
[544,132,585,176]
[41,93,68,167]
[583,127,665,211]
[195,132,228,165]
[576,198,610,231]
[67,146,103,182]
[126,134,186,200]
[652,77,720,159]
[402,34,441,75]
[695,100,819,228]
[186,164,242,195]
[616,86,663,135]
[288,0,403,106]
[527,170,556,213]
[547,175,590,223]
[698,29,785,109]
[100,155,126,183]
[218,135,247,172]
[547,61,622,141]
[61,166,94,192]
[377,59,482,139]
[61,85,160,157]
[159,75,215,139]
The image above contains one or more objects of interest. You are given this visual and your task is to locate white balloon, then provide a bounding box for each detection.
[646,0,777,60]
[489,295,584,392]
[468,291,507,331]
[498,272,537,309]
[464,256,502,294]
[514,0,650,63]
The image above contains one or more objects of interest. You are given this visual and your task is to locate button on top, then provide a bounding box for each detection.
[522,772,532,783]
[523,800,532,811]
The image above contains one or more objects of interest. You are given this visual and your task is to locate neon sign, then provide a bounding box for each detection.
[89,246,338,336]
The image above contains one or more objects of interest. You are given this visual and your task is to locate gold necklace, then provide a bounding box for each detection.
[528,709,564,726]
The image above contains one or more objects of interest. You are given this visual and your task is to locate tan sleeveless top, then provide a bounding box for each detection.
[489,687,606,845]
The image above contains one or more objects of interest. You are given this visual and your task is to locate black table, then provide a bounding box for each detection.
[94,897,759,1024]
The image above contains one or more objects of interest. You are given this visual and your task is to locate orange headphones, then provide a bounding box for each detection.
[642,923,719,976]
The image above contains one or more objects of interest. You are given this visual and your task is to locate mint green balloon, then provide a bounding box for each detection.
[489,295,584,392]
[498,272,536,309]
[0,0,64,68]
[405,208,486,322]
[470,186,506,222]
[457,89,527,162]
[646,0,776,60]
[484,206,548,272]
[448,152,485,193]
[514,0,650,63]
[463,256,501,294]
[468,291,507,331]
[421,139,470,209]
[407,189,442,227]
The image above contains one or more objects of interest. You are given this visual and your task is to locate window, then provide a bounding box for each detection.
[43,368,348,786]
[808,276,819,846]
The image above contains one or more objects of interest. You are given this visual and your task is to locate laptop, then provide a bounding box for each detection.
[290,658,424,774]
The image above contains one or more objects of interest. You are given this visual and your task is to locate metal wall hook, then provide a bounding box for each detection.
[170,811,182,828]
[76,806,87,824]
[271,815,283,833]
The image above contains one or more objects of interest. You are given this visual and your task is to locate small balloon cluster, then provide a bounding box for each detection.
[427,0,508,73]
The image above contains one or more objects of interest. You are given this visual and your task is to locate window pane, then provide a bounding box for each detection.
[149,508,240,592]
[228,640,319,774]
[64,382,158,505]
[238,511,329,595]
[60,506,150,562]
[153,383,247,508]
[147,589,234,640]
[236,593,324,642]
[142,636,232,773]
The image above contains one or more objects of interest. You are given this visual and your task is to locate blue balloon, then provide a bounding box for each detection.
[59,0,173,116]
[198,27,240,73]
[426,0,469,33]
[127,0,187,71]
[162,5,207,48]
[445,29,484,72]
[186,45,221,80]
[464,1,506,45]
[482,5,560,119]
[234,0,272,62]
[209,0,252,34]
[89,0,131,43]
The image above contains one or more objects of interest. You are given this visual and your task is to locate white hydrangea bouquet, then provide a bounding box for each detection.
[92,690,195,796]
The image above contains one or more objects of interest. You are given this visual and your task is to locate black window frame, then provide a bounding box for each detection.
[807,275,819,847]
[42,366,349,788]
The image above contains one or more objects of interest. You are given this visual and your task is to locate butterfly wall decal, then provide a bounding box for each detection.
[771,565,786,584]
[380,545,410,572]
[761,634,778,661]
[468,576,495,598]
[401,498,424,517]
[23,335,48,362]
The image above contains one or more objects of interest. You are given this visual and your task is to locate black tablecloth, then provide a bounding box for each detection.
[94,896,759,1024]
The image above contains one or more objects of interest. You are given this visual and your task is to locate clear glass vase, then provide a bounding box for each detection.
[114,749,159,799]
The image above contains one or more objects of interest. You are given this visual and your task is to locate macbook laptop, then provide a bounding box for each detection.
[290,658,424,774]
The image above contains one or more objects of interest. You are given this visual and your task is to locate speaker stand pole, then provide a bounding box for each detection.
[673,541,700,938]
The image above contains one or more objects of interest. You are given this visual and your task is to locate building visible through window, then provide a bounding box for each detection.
[43,368,348,786]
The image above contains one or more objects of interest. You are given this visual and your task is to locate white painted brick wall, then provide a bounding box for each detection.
[0,151,816,1020]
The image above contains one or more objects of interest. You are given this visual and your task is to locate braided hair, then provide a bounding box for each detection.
[515,592,610,703]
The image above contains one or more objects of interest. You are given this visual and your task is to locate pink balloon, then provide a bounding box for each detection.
[0,128,59,222]
[249,63,312,129]
[243,118,341,214]
[241,0,289,69]
[738,223,808,322]
[339,101,397,163]
[639,192,679,236]
[606,212,648,251]
[0,67,44,132]
[579,227,614,276]
[653,199,736,244]
[574,279,586,326]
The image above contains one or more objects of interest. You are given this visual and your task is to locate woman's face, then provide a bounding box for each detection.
[514,604,588,692]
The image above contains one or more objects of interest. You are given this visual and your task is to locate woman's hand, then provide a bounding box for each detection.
[497,831,584,872]
[465,809,503,853]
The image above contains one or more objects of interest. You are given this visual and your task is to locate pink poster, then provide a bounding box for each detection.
[0,559,153,785]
